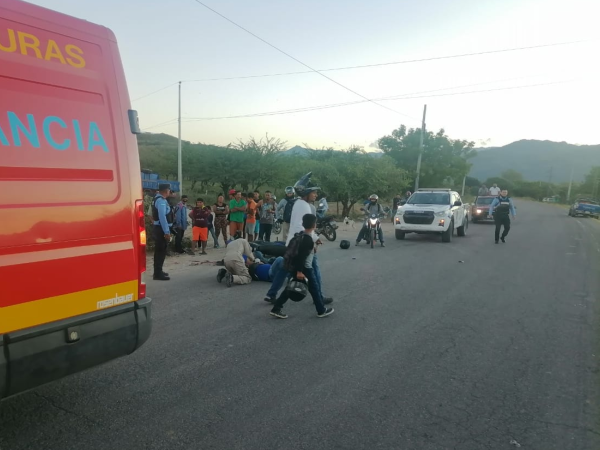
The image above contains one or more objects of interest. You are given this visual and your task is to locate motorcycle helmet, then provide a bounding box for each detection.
[286,278,308,302]
[284,186,295,196]
[340,239,351,249]
[294,172,320,197]
[369,194,379,203]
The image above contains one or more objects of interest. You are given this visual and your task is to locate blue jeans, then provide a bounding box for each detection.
[268,257,284,281]
[312,253,326,297]
[267,263,290,299]
[271,267,326,315]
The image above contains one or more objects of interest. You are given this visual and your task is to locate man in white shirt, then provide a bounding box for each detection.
[264,173,332,304]
[489,184,501,196]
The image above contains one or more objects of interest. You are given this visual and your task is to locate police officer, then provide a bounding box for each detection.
[152,183,174,280]
[488,189,516,244]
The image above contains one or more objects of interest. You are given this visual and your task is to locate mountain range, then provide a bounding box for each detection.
[282,141,600,183]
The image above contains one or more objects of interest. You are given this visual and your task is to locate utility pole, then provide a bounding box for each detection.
[414,104,427,192]
[177,81,183,195]
[547,166,553,197]
[566,164,574,202]
[461,175,466,197]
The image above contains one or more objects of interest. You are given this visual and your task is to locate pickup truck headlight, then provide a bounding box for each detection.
[476,209,482,214]
[435,210,450,217]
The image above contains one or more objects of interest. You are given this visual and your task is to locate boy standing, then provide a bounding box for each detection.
[270,214,334,319]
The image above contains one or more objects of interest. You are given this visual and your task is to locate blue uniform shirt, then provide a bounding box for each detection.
[489,196,516,216]
[153,195,172,234]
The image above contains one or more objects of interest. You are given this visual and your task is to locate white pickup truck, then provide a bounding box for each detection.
[394,189,469,243]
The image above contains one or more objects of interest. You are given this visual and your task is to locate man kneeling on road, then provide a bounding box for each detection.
[217,234,261,287]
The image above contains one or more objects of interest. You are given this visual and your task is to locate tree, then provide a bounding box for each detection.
[378,125,476,188]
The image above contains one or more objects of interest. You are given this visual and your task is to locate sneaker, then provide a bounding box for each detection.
[323,297,333,305]
[201,251,208,255]
[225,272,233,287]
[264,296,275,303]
[215,244,220,249]
[495,240,499,244]
[162,271,169,277]
[317,308,334,318]
[153,274,170,281]
[270,309,288,319]
[217,269,227,283]
[380,242,385,247]
[501,237,506,243]
[355,241,359,246]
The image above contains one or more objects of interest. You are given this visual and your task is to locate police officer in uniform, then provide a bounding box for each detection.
[488,189,516,244]
[152,183,174,280]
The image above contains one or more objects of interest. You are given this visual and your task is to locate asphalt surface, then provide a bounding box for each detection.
[2,201,600,450]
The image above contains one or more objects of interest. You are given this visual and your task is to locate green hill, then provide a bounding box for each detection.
[469,140,600,183]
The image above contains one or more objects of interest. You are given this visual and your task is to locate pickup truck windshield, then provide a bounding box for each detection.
[408,193,450,205]
[476,197,494,205]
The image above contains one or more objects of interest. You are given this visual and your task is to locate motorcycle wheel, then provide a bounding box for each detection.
[323,225,336,241]
[370,229,375,248]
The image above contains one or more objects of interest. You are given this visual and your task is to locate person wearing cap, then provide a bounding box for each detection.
[277,186,297,241]
[152,183,174,281]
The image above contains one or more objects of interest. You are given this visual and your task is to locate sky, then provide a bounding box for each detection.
[27,0,600,150]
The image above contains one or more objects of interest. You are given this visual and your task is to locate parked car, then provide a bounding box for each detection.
[568,199,600,219]
[394,189,469,243]
[471,196,496,223]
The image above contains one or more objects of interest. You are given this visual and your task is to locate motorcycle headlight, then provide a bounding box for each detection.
[369,218,377,224]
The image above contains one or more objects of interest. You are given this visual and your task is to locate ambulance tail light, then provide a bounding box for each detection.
[136,199,147,299]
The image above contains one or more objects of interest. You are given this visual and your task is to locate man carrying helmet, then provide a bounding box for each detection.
[356,194,385,247]
[264,173,333,305]
[277,186,296,241]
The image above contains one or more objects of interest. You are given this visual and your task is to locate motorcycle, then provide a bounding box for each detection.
[361,209,384,249]
[316,215,338,241]
[273,219,282,235]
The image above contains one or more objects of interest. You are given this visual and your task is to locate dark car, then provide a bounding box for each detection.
[471,196,496,223]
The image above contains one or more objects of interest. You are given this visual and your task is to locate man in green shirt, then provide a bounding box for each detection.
[229,191,247,238]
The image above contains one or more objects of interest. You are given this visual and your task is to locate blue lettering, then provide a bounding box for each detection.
[8,112,40,148]
[0,123,8,146]
[87,122,108,152]
[72,119,84,150]
[43,116,70,150]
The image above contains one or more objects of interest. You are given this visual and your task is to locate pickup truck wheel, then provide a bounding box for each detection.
[441,221,453,243]
[457,217,467,237]
[395,230,406,240]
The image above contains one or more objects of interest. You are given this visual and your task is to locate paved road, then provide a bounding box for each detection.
[2,201,600,450]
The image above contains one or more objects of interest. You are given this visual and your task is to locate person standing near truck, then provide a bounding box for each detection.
[488,189,516,244]
[152,183,173,280]
[173,194,189,254]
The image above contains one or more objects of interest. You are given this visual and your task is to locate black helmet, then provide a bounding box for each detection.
[284,186,295,196]
[294,172,320,197]
[340,239,350,249]
[286,279,308,302]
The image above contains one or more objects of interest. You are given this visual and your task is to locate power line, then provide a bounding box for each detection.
[191,0,418,120]
[181,79,574,122]
[183,39,587,82]
[141,118,179,131]
[132,82,178,102]
[131,39,588,102]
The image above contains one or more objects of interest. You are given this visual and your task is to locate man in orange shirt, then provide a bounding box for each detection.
[245,192,257,242]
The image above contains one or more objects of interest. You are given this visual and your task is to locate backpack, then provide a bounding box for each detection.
[283,232,304,272]
[283,198,296,223]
